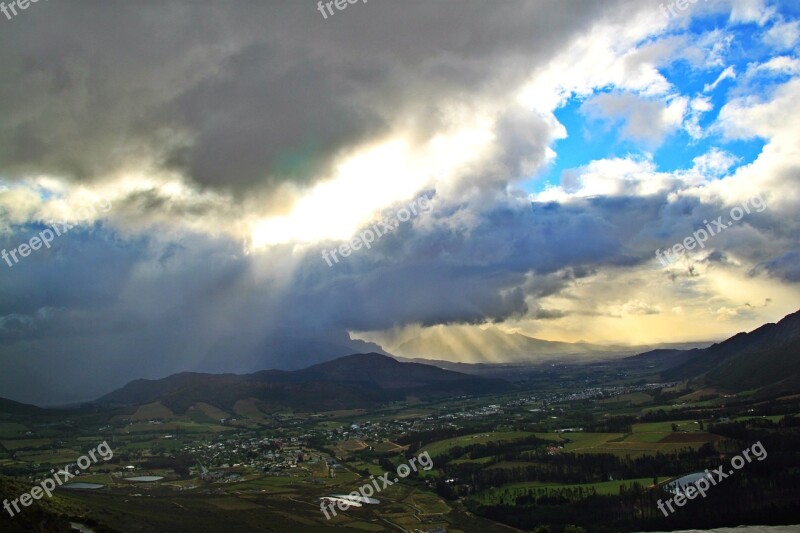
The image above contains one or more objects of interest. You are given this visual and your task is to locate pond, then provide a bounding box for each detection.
[71,522,96,532]
[124,476,164,482]
[61,483,105,490]
[665,472,707,494]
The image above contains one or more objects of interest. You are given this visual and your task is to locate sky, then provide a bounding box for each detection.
[0,0,798,404]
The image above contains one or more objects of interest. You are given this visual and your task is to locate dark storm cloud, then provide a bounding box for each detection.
[287,196,646,333]
[530,307,569,320]
[0,193,633,402]
[751,251,800,282]
[0,0,661,404]
[5,0,798,405]
[0,183,794,404]
[0,0,624,193]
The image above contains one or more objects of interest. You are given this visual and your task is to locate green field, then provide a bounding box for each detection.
[426,431,535,457]
[1,438,54,451]
[598,392,654,406]
[476,476,672,504]
[533,432,564,442]
[622,431,669,443]
[0,422,28,439]
[631,421,703,433]
[404,488,451,514]
[732,414,795,423]
[553,423,718,457]
[17,448,81,464]
[122,420,233,434]
[560,432,625,451]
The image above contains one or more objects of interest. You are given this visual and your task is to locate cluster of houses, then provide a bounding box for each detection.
[181,436,316,474]
[505,382,676,408]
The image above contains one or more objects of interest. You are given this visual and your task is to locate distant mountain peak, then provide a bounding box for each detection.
[664,308,800,395]
[391,325,704,363]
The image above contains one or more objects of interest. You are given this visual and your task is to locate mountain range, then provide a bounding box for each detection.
[96,353,506,413]
[391,324,711,363]
[661,309,800,396]
[2,310,798,413]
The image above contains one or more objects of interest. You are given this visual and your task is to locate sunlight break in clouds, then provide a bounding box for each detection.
[0,0,798,403]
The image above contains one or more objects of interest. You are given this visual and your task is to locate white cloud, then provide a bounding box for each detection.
[745,56,800,78]
[704,66,737,93]
[685,95,715,139]
[517,11,675,114]
[716,78,800,141]
[685,30,734,69]
[728,0,774,26]
[691,148,740,177]
[580,92,687,147]
[536,156,674,201]
[763,18,800,49]
[612,299,662,317]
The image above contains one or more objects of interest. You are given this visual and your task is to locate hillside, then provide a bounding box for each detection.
[0,397,46,415]
[0,474,100,533]
[623,348,703,372]
[294,352,477,388]
[97,353,506,412]
[664,309,800,394]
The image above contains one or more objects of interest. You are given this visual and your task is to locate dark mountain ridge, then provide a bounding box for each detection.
[662,309,800,394]
[0,397,46,415]
[96,353,506,412]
